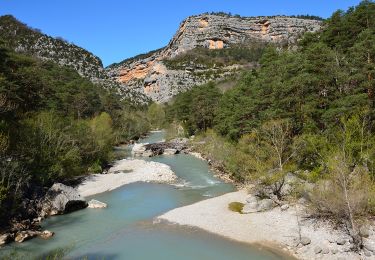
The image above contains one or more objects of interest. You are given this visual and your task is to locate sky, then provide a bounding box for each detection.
[0,0,363,67]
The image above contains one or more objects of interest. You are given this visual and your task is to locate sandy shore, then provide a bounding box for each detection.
[158,190,374,260]
[78,159,177,197]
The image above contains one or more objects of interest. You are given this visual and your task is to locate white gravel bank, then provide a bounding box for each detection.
[158,190,374,260]
[78,159,176,197]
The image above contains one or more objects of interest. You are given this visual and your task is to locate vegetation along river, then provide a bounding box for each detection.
[1,131,288,260]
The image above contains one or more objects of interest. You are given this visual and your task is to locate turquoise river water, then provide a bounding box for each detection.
[0,131,287,260]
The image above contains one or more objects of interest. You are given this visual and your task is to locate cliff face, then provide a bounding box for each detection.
[161,15,321,57]
[108,14,322,103]
[0,15,149,104]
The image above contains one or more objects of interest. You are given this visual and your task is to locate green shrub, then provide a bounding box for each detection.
[228,202,244,213]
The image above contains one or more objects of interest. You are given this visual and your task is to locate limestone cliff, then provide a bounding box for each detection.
[107,14,322,103]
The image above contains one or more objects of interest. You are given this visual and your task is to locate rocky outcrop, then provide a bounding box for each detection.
[40,183,88,217]
[39,230,54,239]
[0,233,13,246]
[132,138,189,157]
[162,15,321,58]
[14,230,39,243]
[242,196,274,214]
[12,229,54,243]
[131,143,153,157]
[107,14,322,102]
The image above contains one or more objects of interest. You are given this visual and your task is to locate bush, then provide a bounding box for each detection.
[228,202,244,213]
[147,103,165,129]
[309,153,375,248]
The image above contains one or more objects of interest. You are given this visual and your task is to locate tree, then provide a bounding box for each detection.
[147,103,165,129]
[349,29,375,105]
[235,120,298,199]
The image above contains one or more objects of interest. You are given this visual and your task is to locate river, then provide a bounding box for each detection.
[1,131,286,259]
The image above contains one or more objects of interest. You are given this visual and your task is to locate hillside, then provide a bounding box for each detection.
[0,15,149,104]
[107,14,322,102]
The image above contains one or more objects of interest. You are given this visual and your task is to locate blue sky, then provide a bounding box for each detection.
[0,0,362,66]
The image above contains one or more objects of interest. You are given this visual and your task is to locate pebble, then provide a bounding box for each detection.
[281,204,289,211]
[321,246,330,254]
[336,237,346,245]
[314,246,322,254]
[300,237,311,246]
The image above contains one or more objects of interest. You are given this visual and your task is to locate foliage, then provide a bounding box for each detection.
[310,153,375,249]
[166,82,222,135]
[173,1,375,224]
[164,44,265,70]
[228,202,244,213]
[0,45,151,228]
[147,103,166,129]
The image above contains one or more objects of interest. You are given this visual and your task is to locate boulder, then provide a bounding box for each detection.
[242,199,274,213]
[0,233,12,246]
[88,199,107,209]
[41,183,87,217]
[39,230,54,239]
[15,231,38,243]
[131,143,149,157]
[241,202,259,214]
[314,246,322,254]
[281,204,289,211]
[336,237,347,245]
[300,237,311,246]
[257,199,274,211]
[245,195,258,204]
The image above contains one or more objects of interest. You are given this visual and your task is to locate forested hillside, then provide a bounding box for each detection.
[166,0,375,247]
[0,44,152,229]
[0,15,150,104]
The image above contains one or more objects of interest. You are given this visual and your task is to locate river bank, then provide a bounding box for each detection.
[158,189,375,260]
[78,158,177,197]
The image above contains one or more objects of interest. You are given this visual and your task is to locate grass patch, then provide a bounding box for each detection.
[228,202,244,213]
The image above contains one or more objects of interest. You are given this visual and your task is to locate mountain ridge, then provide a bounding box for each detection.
[107,13,323,102]
[0,15,150,104]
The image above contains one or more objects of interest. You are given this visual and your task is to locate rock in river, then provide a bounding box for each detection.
[40,183,87,217]
[88,199,107,209]
[0,233,12,246]
[15,231,38,243]
[40,230,54,239]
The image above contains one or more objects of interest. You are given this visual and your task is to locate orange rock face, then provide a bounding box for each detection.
[199,18,209,28]
[261,21,271,35]
[118,61,155,83]
[208,40,224,49]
